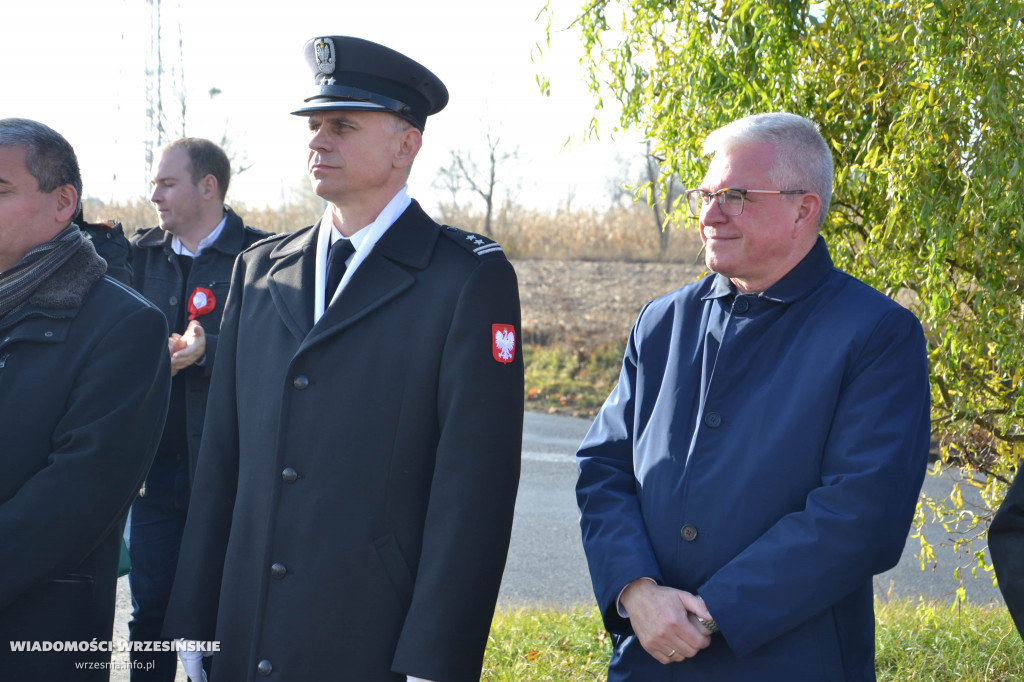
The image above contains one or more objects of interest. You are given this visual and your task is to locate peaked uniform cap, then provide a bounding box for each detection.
[291,35,449,131]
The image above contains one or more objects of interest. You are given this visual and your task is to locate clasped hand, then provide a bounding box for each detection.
[168,320,205,376]
[619,579,713,664]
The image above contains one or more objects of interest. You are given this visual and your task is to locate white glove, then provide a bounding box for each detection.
[177,641,207,682]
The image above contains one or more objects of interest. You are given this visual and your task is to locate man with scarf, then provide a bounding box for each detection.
[0,118,171,680]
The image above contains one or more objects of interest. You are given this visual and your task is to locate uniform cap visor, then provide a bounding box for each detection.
[291,100,390,116]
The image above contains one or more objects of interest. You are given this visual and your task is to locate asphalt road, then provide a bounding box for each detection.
[503,411,1004,609]
[111,411,1005,680]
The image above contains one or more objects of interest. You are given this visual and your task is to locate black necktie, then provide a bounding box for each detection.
[325,239,356,301]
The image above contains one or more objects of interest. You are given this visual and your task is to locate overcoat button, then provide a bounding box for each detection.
[257,659,273,676]
[169,296,178,306]
[704,412,722,428]
[681,524,698,542]
[733,298,750,314]
[282,467,299,483]
[270,562,287,579]
[293,375,309,390]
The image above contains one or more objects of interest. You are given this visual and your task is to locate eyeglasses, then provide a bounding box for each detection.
[686,188,806,217]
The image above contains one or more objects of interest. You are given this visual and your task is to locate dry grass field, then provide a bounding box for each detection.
[514,258,706,346]
[85,195,709,418]
[85,196,708,347]
[84,194,706,263]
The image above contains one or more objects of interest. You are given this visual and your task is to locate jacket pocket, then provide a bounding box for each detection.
[50,573,95,586]
[373,532,414,608]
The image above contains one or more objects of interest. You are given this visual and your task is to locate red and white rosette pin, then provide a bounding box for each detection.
[492,324,516,364]
[187,287,216,321]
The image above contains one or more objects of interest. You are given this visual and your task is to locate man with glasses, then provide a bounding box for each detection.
[576,112,930,680]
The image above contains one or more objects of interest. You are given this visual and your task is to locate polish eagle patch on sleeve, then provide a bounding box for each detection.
[492,324,516,364]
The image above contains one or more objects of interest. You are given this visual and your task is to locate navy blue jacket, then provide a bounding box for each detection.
[577,237,931,681]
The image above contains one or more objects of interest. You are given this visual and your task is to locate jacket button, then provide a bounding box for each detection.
[704,412,722,428]
[281,467,299,483]
[733,297,750,314]
[270,562,287,579]
[257,659,273,676]
[681,524,698,542]
[293,375,309,390]
[169,296,178,306]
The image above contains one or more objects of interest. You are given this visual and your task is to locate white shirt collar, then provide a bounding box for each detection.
[313,185,413,324]
[171,213,227,257]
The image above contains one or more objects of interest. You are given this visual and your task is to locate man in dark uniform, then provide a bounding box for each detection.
[0,117,170,680]
[990,471,1024,640]
[128,138,266,680]
[164,37,523,682]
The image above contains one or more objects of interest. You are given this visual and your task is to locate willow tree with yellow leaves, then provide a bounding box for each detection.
[541,1,1024,588]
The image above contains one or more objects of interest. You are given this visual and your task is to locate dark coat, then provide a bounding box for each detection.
[990,470,1024,639]
[80,218,133,286]
[130,208,267,478]
[577,237,931,681]
[164,201,523,682]
[0,239,171,680]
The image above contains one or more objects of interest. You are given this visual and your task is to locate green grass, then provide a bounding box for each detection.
[483,602,1024,681]
[875,599,1024,681]
[483,607,609,681]
[524,342,624,419]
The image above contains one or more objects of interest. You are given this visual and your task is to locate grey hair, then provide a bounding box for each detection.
[0,118,83,212]
[703,112,833,228]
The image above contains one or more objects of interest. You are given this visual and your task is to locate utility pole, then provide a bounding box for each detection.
[144,0,186,173]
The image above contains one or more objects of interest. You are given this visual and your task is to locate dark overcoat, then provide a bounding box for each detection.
[577,238,931,681]
[164,201,523,681]
[81,217,132,286]
[0,238,170,679]
[990,470,1024,639]
[131,208,267,478]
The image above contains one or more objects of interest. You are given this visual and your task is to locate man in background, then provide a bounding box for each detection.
[0,117,170,679]
[165,36,523,682]
[128,137,265,680]
[577,112,931,680]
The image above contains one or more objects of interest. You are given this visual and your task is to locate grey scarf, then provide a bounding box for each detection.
[0,224,87,318]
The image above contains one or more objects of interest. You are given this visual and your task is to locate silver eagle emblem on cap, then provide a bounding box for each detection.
[314,37,336,76]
